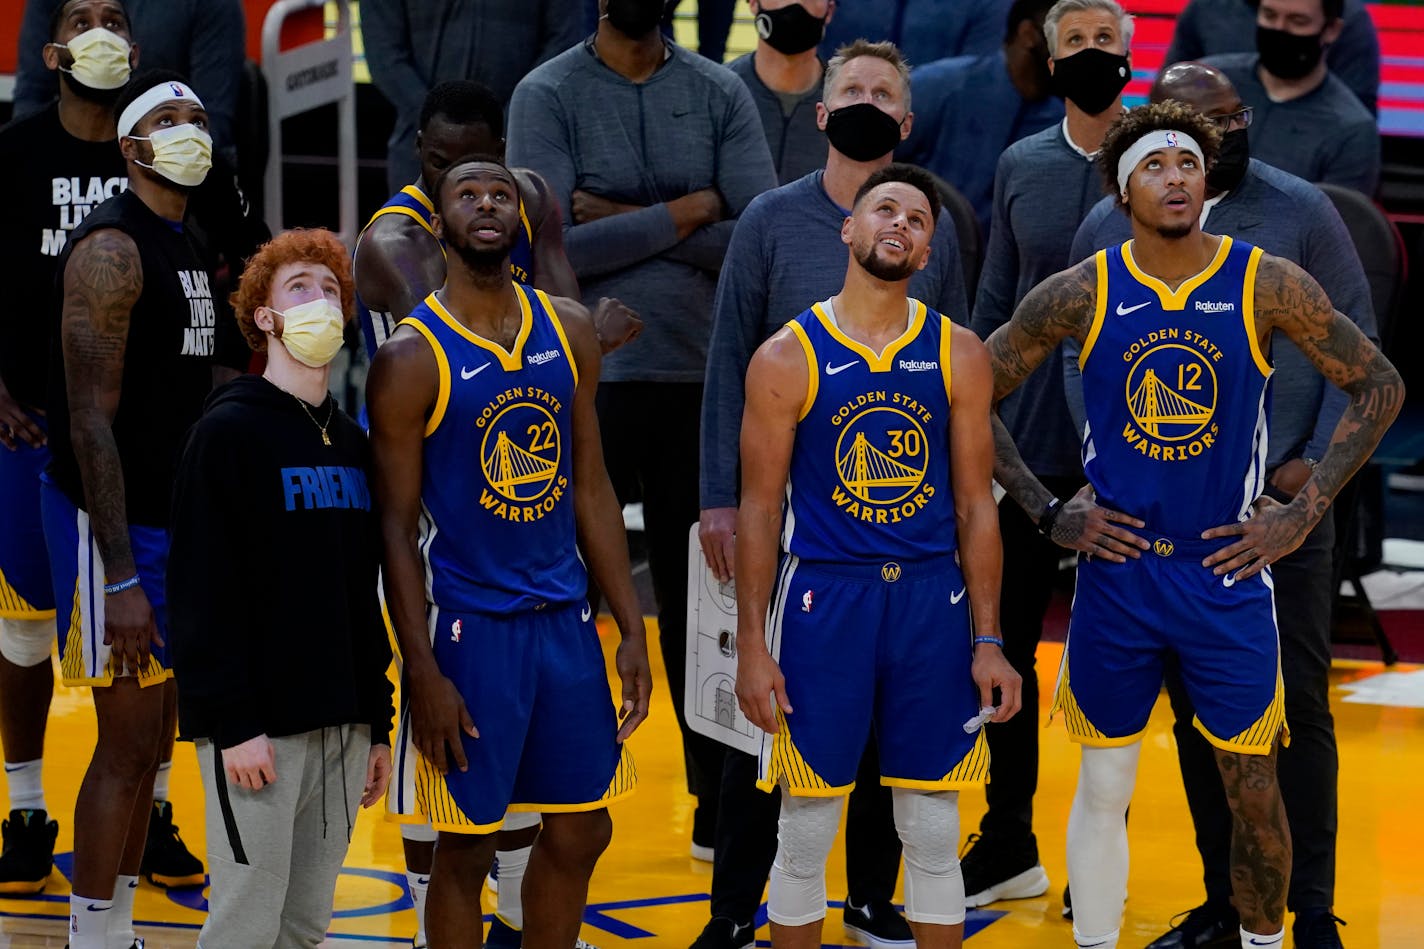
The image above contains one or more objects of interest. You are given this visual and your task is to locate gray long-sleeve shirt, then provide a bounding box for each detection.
[508,41,777,384]
[1202,53,1381,197]
[15,0,245,152]
[1064,159,1377,472]
[725,53,827,186]
[1164,0,1381,114]
[970,121,1104,479]
[699,171,969,509]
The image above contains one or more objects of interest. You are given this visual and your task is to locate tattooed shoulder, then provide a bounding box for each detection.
[1252,253,1333,338]
[64,229,143,336]
[1012,257,1098,343]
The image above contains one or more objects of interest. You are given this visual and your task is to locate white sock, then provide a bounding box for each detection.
[4,758,45,812]
[494,844,531,928]
[107,875,138,949]
[406,870,429,946]
[1240,926,1284,948]
[152,760,171,802]
[69,893,112,949]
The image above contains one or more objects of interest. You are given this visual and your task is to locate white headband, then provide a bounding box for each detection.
[117,81,205,139]
[1116,129,1203,197]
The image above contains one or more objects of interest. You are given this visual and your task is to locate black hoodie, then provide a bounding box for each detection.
[167,375,393,749]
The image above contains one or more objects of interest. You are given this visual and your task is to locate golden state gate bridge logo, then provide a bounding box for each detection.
[834,407,929,505]
[480,403,560,502]
[1125,343,1217,441]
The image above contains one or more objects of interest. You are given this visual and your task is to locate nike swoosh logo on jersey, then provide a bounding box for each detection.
[950,587,967,604]
[581,604,592,623]
[1223,573,1238,588]
[1116,300,1151,316]
[461,363,490,380]
[825,360,858,375]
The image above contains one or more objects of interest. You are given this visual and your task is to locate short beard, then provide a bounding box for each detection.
[451,242,514,283]
[60,70,123,106]
[1154,221,1194,240]
[854,242,917,282]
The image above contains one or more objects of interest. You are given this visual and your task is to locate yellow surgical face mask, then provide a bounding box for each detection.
[56,27,131,90]
[272,298,346,368]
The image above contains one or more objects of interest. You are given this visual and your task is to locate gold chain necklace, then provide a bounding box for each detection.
[291,392,335,446]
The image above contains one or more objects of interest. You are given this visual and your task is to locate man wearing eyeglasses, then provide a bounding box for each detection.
[1064,62,1373,949]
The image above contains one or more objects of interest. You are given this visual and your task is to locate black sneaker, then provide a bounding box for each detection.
[1145,902,1240,948]
[1062,882,1073,920]
[690,917,754,949]
[1294,910,1347,949]
[842,899,914,948]
[140,800,206,887]
[486,918,521,949]
[959,832,1050,907]
[0,809,57,894]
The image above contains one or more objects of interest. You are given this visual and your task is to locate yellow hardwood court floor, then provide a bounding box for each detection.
[0,624,1419,947]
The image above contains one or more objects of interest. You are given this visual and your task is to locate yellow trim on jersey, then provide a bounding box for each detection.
[880,728,990,791]
[539,288,579,390]
[1121,235,1234,311]
[58,581,170,688]
[397,316,452,437]
[785,320,819,421]
[507,743,638,813]
[519,200,534,245]
[402,184,434,213]
[0,567,53,619]
[757,708,855,798]
[409,753,505,835]
[369,205,438,239]
[1050,653,1145,748]
[1078,251,1111,368]
[938,316,954,406]
[1195,666,1289,756]
[1241,246,1273,378]
[426,288,532,372]
[810,298,927,372]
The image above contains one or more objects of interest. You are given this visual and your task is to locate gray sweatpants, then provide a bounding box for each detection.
[195,725,370,948]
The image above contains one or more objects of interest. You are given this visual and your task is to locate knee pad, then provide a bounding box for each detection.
[1076,744,1140,815]
[0,617,55,668]
[892,788,964,925]
[768,793,843,927]
[501,810,541,832]
[401,822,438,844]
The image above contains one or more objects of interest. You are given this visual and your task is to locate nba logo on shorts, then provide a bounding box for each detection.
[801,590,813,613]
[451,619,463,643]
[1165,132,1179,147]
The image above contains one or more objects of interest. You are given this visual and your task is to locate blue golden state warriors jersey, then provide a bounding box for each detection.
[1079,236,1273,540]
[358,183,536,357]
[781,299,957,563]
[399,284,584,614]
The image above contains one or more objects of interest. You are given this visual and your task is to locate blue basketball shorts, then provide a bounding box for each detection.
[40,474,172,688]
[1054,534,1287,755]
[388,602,635,833]
[0,434,54,618]
[757,553,989,797]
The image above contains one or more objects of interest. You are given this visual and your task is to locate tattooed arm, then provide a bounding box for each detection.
[1203,254,1403,579]
[984,259,1150,561]
[61,228,159,674]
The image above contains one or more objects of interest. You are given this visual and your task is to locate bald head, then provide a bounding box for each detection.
[1149,61,1243,118]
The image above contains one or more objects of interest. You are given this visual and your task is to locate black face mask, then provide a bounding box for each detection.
[824,103,904,162]
[604,0,665,38]
[755,3,826,55]
[1208,127,1250,193]
[1256,25,1326,81]
[1052,47,1131,115]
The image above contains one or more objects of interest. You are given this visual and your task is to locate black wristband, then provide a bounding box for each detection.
[1037,497,1063,537]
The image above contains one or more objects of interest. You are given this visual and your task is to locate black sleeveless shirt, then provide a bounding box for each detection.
[47,190,217,527]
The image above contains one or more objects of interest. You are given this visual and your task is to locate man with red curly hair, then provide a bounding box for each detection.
[167,228,395,947]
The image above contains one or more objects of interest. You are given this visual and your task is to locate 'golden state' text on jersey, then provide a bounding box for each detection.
[781,298,956,563]
[399,284,584,614]
[358,183,536,356]
[1079,236,1272,541]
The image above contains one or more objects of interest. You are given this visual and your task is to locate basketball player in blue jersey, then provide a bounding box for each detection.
[735,163,1022,949]
[353,81,641,359]
[355,82,633,949]
[984,101,1402,949]
[368,156,652,949]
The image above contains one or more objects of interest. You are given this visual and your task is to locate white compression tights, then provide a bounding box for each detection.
[892,788,965,925]
[1066,743,1141,949]
[767,793,844,926]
